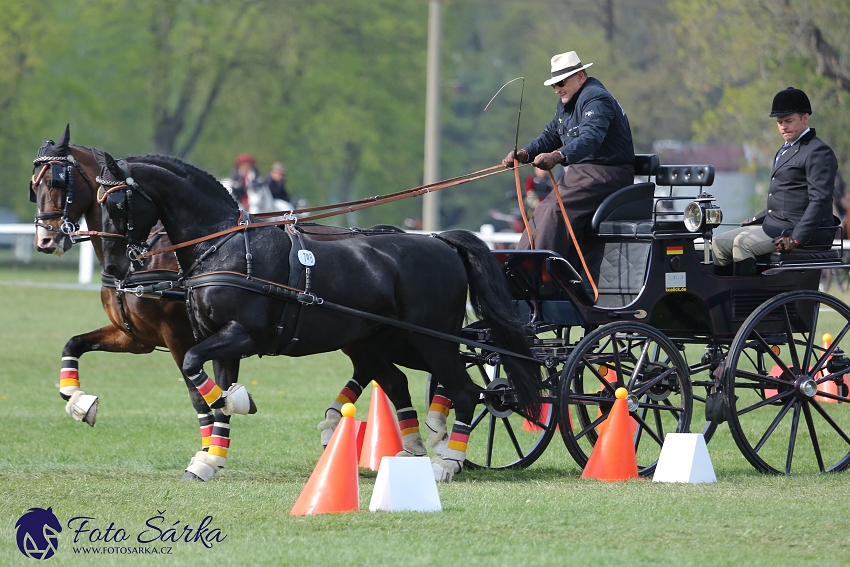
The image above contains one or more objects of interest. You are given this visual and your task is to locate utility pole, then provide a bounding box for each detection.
[422,0,442,231]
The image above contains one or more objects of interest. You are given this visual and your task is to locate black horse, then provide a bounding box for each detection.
[95,151,541,481]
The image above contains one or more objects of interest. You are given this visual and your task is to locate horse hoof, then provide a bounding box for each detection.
[247,392,257,415]
[181,471,203,481]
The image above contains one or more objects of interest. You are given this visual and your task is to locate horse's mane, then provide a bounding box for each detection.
[128,154,237,211]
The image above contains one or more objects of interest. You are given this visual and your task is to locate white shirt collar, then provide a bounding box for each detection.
[786,127,810,147]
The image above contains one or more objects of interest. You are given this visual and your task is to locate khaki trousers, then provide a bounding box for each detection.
[711,225,776,265]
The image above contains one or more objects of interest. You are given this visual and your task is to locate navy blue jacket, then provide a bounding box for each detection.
[523,77,634,167]
[753,128,837,244]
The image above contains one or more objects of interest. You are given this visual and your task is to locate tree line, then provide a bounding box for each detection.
[2,0,849,229]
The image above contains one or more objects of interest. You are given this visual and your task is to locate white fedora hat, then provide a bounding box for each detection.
[543,51,593,86]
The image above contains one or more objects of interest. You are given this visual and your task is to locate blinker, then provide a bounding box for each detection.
[106,190,128,219]
[50,163,68,189]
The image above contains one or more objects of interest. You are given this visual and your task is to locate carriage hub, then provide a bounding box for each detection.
[626,394,639,412]
[794,376,818,399]
[482,378,515,418]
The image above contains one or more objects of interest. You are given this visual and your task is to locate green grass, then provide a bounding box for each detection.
[1,268,850,566]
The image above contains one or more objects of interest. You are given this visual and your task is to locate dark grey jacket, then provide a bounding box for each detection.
[523,77,634,167]
[753,129,837,244]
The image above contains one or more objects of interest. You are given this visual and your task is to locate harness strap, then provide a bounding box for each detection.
[184,271,543,365]
[514,159,534,248]
[548,170,598,302]
[136,164,531,260]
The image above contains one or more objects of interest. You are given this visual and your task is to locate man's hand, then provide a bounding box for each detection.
[532,151,564,171]
[773,236,799,252]
[501,149,528,168]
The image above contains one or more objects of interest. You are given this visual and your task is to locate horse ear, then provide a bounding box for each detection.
[56,123,71,148]
[92,148,108,169]
[103,152,125,179]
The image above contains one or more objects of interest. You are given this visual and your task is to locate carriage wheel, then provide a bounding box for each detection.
[460,359,558,470]
[724,291,850,474]
[557,322,692,476]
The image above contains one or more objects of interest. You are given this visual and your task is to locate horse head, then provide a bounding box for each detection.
[94,149,159,280]
[30,124,98,255]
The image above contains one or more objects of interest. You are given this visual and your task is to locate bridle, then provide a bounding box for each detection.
[96,161,155,264]
[30,149,94,239]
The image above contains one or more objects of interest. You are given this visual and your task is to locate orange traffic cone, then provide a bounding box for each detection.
[355,420,367,459]
[359,383,404,471]
[582,388,639,481]
[290,403,360,515]
[816,333,842,403]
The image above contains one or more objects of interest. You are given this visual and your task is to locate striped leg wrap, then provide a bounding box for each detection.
[198,413,214,450]
[207,420,230,469]
[426,385,453,447]
[396,407,426,456]
[330,379,363,413]
[445,421,471,460]
[189,371,225,408]
[59,357,81,399]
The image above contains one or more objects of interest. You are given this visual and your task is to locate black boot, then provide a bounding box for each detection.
[714,263,732,276]
[733,258,757,276]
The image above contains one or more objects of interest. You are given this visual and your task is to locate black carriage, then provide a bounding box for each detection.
[459,154,850,476]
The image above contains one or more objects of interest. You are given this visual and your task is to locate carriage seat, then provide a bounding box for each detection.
[756,218,844,272]
[587,154,660,238]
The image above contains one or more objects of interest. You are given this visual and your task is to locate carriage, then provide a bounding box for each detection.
[31,130,850,479]
[456,154,850,476]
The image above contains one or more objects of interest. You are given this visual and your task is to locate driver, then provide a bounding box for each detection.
[712,87,838,276]
[502,50,635,261]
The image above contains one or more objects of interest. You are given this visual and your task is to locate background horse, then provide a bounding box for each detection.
[95,151,541,481]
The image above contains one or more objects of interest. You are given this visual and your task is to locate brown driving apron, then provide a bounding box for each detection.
[517,163,635,260]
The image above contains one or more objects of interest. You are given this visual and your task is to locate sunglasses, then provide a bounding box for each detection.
[551,77,568,88]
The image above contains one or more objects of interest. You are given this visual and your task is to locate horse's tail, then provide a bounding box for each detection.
[437,230,542,421]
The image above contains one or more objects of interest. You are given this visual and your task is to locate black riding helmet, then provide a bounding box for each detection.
[769,87,812,117]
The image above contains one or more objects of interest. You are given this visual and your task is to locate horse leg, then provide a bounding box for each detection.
[317,376,365,446]
[180,324,258,481]
[425,384,453,448]
[410,339,480,482]
[60,324,154,425]
[183,359,240,482]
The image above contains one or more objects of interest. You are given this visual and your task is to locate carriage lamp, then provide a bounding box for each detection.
[684,197,723,232]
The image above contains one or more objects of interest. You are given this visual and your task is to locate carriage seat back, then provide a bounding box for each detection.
[757,217,843,272]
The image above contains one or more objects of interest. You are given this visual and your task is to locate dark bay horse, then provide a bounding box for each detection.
[95,151,541,481]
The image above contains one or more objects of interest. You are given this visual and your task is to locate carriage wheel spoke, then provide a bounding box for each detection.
[738,390,794,415]
[811,321,850,375]
[733,368,792,387]
[582,355,619,394]
[574,413,607,441]
[634,403,648,451]
[631,412,664,447]
[654,406,665,442]
[637,401,683,413]
[802,304,819,371]
[501,417,524,459]
[512,405,548,430]
[628,339,652,391]
[809,399,850,446]
[469,407,488,430]
[486,414,496,468]
[802,402,825,472]
[753,398,794,453]
[785,403,801,474]
[781,305,803,373]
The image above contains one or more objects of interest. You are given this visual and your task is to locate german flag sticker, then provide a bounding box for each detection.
[666,246,684,255]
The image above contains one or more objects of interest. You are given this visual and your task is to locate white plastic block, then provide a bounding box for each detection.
[369,457,442,512]
[652,433,717,484]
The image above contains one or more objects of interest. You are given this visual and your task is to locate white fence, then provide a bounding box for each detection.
[0,222,519,285]
[0,222,95,284]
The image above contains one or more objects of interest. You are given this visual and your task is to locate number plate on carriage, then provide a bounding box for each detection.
[665,272,686,292]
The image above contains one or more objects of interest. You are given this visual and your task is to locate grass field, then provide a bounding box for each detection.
[1,265,850,566]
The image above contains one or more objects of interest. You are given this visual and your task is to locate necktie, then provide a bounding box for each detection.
[775,142,791,162]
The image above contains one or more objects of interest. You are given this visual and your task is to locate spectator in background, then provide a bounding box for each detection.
[524,167,556,210]
[263,162,292,209]
[229,153,258,210]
